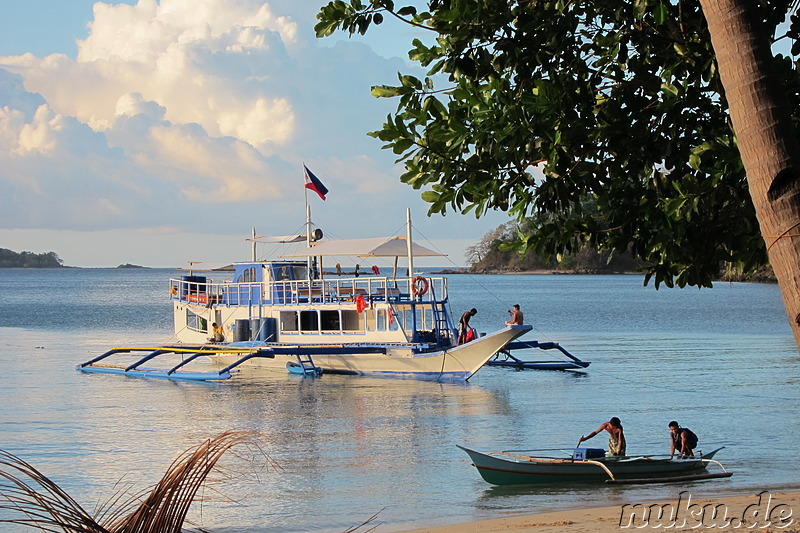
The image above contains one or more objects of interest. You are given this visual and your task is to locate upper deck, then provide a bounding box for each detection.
[169,261,448,308]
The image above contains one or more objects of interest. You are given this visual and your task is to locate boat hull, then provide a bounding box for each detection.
[207,325,532,381]
[458,446,723,485]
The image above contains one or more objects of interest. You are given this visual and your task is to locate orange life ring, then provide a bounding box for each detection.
[411,276,429,297]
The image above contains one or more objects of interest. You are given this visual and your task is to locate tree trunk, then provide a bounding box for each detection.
[700,0,800,350]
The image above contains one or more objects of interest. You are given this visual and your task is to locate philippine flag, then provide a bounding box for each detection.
[304,165,329,201]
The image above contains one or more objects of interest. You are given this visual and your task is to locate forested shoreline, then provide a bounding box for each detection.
[460,222,776,283]
[0,248,65,268]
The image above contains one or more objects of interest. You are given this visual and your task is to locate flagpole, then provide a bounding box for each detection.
[304,164,312,281]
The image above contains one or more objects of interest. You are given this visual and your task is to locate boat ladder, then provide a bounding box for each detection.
[294,353,321,376]
[428,284,453,346]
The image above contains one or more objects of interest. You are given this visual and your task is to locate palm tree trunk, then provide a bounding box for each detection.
[700,0,800,350]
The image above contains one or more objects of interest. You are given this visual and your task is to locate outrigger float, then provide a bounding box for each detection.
[486,341,590,371]
[77,195,589,382]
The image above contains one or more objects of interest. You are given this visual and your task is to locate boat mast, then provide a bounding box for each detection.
[306,200,313,281]
[251,227,257,261]
[406,207,414,281]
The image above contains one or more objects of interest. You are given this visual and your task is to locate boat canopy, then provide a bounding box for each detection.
[279,236,445,258]
[247,234,307,244]
[176,262,236,271]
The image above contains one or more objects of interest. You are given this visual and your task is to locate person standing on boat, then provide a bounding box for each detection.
[458,308,478,344]
[668,421,698,458]
[505,304,524,325]
[578,417,626,456]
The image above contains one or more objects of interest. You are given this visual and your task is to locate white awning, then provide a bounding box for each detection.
[279,236,445,258]
[176,262,235,271]
[246,234,306,244]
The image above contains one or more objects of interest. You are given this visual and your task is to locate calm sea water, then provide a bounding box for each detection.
[0,268,798,532]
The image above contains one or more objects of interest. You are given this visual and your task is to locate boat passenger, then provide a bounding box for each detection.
[209,322,225,343]
[668,421,698,458]
[505,304,524,325]
[578,417,626,456]
[458,308,478,344]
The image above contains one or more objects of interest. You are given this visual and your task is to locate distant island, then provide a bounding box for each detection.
[0,248,64,268]
[116,263,148,269]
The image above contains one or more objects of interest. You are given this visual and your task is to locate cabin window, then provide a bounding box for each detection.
[389,309,400,331]
[341,309,363,332]
[275,265,292,281]
[187,309,208,332]
[376,309,386,330]
[424,308,433,330]
[292,265,309,280]
[300,310,319,332]
[320,310,340,332]
[280,311,298,332]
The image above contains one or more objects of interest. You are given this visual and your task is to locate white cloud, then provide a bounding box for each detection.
[0,1,510,266]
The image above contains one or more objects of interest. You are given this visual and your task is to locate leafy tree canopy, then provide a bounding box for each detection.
[316,0,800,287]
[0,249,64,268]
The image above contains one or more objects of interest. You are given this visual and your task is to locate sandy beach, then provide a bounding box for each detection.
[403,490,800,532]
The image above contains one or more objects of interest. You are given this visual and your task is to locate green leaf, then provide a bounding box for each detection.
[654,3,669,25]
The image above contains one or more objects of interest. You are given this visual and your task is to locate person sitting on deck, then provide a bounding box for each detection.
[578,417,627,456]
[458,308,478,345]
[669,421,698,458]
[209,322,225,343]
[505,304,524,325]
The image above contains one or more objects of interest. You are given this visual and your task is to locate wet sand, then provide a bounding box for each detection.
[402,490,800,532]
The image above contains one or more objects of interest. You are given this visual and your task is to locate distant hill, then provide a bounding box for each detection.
[0,248,64,268]
[116,263,148,269]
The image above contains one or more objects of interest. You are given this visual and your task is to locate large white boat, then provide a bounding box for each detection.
[79,208,532,381]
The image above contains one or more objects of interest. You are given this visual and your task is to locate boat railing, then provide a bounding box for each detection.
[169,276,448,306]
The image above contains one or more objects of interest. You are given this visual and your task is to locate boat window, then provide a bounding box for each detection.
[424,308,433,330]
[320,310,340,331]
[275,265,291,281]
[187,309,208,332]
[341,310,362,332]
[376,309,386,330]
[292,265,309,280]
[300,310,319,332]
[389,309,400,331]
[280,311,298,332]
[365,309,376,331]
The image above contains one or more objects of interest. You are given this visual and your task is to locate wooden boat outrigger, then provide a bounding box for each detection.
[458,445,732,485]
[488,340,591,370]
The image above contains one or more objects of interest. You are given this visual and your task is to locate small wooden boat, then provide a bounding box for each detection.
[458,446,732,485]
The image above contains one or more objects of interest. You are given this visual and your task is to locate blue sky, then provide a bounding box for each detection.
[0,0,509,267]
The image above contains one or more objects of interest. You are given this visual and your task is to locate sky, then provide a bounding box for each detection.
[0,0,511,268]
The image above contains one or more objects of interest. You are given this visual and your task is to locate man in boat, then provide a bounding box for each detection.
[505,304,524,325]
[458,308,478,344]
[578,417,626,456]
[669,421,698,458]
[209,322,225,343]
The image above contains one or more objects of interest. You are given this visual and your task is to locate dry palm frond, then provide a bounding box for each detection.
[0,430,269,533]
[343,509,382,533]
